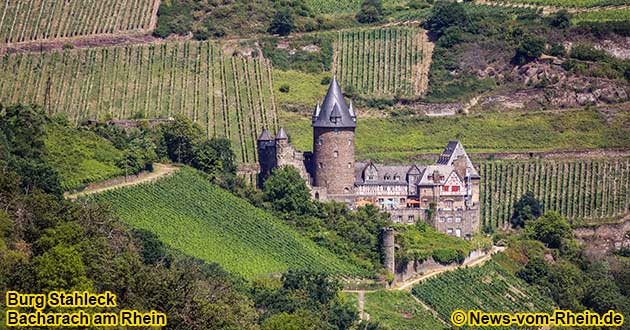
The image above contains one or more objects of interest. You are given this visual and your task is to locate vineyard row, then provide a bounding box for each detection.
[0,40,279,165]
[478,158,630,227]
[333,27,432,97]
[0,0,157,45]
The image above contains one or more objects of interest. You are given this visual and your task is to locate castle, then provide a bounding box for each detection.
[258,77,480,238]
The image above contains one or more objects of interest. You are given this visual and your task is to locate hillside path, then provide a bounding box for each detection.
[65,163,179,200]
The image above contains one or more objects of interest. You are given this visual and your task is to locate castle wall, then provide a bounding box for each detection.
[312,127,355,195]
[394,249,488,283]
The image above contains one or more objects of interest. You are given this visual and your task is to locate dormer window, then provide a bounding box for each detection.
[394,175,400,181]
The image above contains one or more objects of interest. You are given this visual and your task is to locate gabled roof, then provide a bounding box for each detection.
[417,165,455,186]
[275,127,288,140]
[312,76,356,128]
[257,129,273,141]
[436,140,479,178]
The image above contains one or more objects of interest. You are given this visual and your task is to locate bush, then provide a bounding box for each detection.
[356,0,384,24]
[548,43,566,57]
[269,8,295,36]
[279,84,290,93]
[513,35,546,65]
[320,76,331,85]
[432,248,465,265]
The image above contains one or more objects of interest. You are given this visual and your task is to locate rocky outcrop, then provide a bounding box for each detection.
[574,219,630,258]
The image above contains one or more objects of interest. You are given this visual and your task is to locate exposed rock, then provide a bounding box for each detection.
[574,219,630,258]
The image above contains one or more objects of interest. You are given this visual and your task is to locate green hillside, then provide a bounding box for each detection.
[346,291,444,330]
[281,108,630,163]
[44,124,125,191]
[412,260,556,321]
[87,167,369,279]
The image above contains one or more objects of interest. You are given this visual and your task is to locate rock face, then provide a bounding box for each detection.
[574,219,630,258]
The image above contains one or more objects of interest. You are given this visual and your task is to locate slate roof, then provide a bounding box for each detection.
[257,129,273,141]
[312,76,356,128]
[417,165,455,186]
[275,127,288,140]
[436,140,480,178]
[355,163,427,185]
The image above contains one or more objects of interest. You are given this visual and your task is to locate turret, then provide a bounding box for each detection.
[257,129,277,185]
[311,76,356,195]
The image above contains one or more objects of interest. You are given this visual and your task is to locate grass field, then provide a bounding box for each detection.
[44,124,125,191]
[280,108,630,163]
[346,291,444,329]
[0,0,157,44]
[480,158,630,228]
[412,260,556,321]
[88,167,369,279]
[333,26,432,97]
[0,41,278,165]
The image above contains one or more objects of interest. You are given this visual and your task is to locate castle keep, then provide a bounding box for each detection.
[258,77,481,238]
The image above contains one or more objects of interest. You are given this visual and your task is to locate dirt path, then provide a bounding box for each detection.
[474,0,630,14]
[65,163,179,200]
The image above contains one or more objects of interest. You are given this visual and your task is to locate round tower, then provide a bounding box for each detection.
[312,76,356,195]
[381,227,396,275]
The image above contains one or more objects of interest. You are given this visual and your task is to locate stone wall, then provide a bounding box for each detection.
[394,249,488,283]
[574,219,630,258]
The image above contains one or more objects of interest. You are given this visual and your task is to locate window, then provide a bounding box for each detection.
[333,151,338,158]
[348,138,352,145]
[344,187,350,193]
[446,200,453,209]
[368,176,374,180]
[447,217,453,223]
[443,186,449,192]
[318,138,323,145]
[397,215,403,222]
[455,217,462,223]
[456,228,462,237]
[394,175,400,181]
[408,215,415,223]
[452,186,460,192]
[318,162,323,169]
[447,228,453,235]
[384,175,390,180]
[400,198,405,204]
[439,217,445,223]
[347,162,352,168]
[314,192,320,200]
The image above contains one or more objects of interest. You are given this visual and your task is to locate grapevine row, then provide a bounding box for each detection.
[333,26,432,98]
[479,158,630,228]
[0,40,279,164]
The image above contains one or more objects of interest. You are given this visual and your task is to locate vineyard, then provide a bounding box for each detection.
[479,158,630,228]
[411,260,556,322]
[305,0,407,14]
[0,0,158,44]
[346,291,443,330]
[87,167,368,279]
[480,0,630,8]
[333,26,432,98]
[0,40,278,164]
[571,8,630,22]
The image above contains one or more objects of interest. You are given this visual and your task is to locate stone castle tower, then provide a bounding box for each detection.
[311,76,356,196]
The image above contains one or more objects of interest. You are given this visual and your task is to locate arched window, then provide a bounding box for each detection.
[333,151,338,158]
[314,192,320,200]
[344,187,350,193]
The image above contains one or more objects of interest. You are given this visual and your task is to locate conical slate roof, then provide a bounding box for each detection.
[312,76,356,128]
[257,129,273,141]
[275,127,288,140]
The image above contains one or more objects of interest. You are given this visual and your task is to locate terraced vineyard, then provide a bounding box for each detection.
[305,0,407,14]
[572,8,630,22]
[333,27,432,97]
[479,158,630,228]
[480,0,630,8]
[0,41,278,164]
[88,167,368,279]
[0,0,158,44]
[412,261,555,321]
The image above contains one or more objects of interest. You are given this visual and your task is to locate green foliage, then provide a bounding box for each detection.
[264,166,315,215]
[510,191,543,228]
[89,167,368,279]
[357,0,384,23]
[423,2,470,38]
[412,260,556,321]
[280,84,291,93]
[34,245,92,292]
[270,8,296,36]
[525,211,572,249]
[395,224,473,266]
[513,35,546,65]
[547,10,572,28]
[262,311,324,330]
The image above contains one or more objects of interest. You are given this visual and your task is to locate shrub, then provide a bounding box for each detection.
[432,248,465,264]
[320,76,331,85]
[269,8,295,36]
[356,0,383,24]
[513,35,546,65]
[279,84,290,93]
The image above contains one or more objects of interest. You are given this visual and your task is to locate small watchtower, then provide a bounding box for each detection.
[257,129,276,184]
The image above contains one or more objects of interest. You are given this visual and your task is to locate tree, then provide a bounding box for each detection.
[160,115,203,164]
[269,8,295,36]
[34,245,92,291]
[263,166,314,215]
[262,311,323,330]
[517,256,549,284]
[192,140,223,180]
[548,10,571,29]
[525,211,571,249]
[423,2,470,38]
[513,35,546,65]
[511,191,542,228]
[356,0,383,24]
